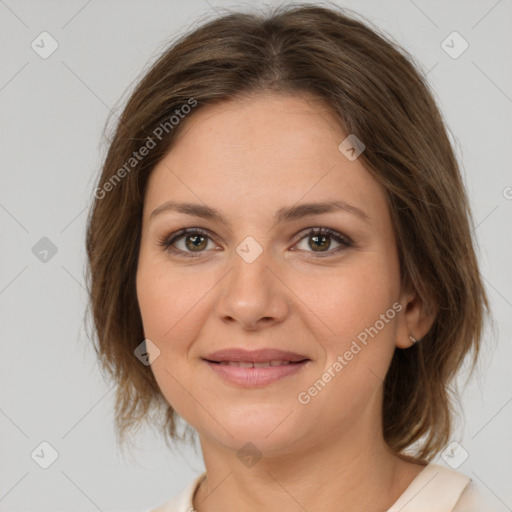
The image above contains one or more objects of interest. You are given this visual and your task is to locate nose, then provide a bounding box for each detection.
[214,246,290,331]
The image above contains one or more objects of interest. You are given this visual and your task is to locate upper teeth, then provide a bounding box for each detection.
[218,360,292,367]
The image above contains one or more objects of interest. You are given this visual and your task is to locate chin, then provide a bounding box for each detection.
[200,408,307,455]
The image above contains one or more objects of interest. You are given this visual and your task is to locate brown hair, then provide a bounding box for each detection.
[85,2,490,461]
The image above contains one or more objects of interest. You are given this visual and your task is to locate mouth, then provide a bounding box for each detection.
[203,348,310,364]
[206,359,307,367]
[203,358,312,388]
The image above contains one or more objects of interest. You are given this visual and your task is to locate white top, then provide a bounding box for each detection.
[147,462,502,512]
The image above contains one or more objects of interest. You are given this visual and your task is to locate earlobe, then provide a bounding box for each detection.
[395,289,437,349]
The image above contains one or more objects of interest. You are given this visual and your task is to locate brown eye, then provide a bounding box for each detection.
[308,232,331,251]
[184,233,208,251]
[294,227,351,257]
[158,228,217,257]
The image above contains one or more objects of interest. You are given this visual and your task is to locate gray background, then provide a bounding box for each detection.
[1,0,511,510]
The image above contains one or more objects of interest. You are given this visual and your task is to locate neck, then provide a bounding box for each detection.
[193,409,426,512]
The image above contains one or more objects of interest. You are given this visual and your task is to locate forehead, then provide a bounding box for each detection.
[143,93,388,226]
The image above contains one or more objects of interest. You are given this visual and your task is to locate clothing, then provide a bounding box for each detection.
[147,462,502,511]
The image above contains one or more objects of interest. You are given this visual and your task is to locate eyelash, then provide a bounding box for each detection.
[157,227,352,259]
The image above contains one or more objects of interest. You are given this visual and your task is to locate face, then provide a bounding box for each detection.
[136,92,410,457]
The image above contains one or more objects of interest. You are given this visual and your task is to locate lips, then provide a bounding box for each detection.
[203,348,310,364]
[202,348,311,387]
[215,360,295,368]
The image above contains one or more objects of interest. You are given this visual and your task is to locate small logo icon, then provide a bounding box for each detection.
[237,442,262,468]
[31,31,59,59]
[134,339,161,365]
[32,237,58,263]
[31,441,59,469]
[441,31,469,59]
[338,134,365,161]
[441,441,469,469]
[236,236,263,264]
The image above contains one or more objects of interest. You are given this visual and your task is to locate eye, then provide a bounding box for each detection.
[157,228,218,257]
[293,227,352,257]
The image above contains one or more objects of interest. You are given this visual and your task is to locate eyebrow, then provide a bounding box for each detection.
[150,200,371,225]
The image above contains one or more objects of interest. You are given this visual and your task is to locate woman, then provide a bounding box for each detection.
[86,3,499,511]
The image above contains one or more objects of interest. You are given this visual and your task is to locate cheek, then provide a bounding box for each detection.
[136,256,213,344]
[136,259,212,416]
[292,253,401,403]
[293,253,400,342]
[290,260,399,422]
[135,256,224,380]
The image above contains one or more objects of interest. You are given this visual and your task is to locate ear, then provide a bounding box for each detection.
[395,286,437,349]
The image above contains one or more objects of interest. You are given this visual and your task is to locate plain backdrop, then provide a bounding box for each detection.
[1,0,511,510]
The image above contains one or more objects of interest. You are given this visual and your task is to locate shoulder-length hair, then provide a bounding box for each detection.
[86,2,489,462]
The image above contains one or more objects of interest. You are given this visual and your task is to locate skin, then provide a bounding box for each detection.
[136,92,436,512]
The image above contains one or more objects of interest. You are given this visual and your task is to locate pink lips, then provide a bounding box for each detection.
[204,348,309,363]
[202,348,310,387]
